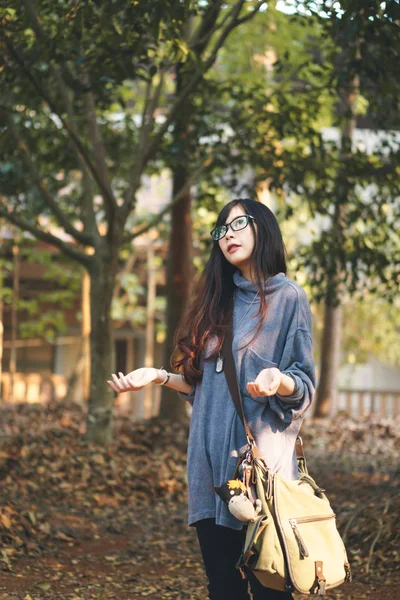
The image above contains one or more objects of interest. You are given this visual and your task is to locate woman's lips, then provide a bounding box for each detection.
[228,244,241,254]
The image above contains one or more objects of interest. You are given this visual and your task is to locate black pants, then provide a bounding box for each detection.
[195,519,293,600]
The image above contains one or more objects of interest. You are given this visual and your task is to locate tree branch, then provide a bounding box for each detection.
[21,0,100,237]
[123,69,168,214]
[22,0,87,94]
[0,204,93,266]
[83,71,118,221]
[235,0,268,26]
[1,34,117,211]
[121,1,259,223]
[81,166,97,233]
[113,252,136,299]
[146,70,167,143]
[3,113,95,247]
[190,0,264,53]
[60,85,99,237]
[140,0,258,170]
[123,159,211,243]
[136,77,154,162]
[190,1,225,52]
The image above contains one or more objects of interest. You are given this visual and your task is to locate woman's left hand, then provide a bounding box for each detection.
[246,367,282,397]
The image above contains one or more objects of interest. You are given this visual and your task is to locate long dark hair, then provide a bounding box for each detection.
[171,199,287,384]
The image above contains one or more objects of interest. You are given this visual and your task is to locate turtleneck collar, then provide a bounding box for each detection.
[233,270,287,302]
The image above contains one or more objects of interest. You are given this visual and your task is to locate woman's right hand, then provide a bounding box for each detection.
[107,368,161,393]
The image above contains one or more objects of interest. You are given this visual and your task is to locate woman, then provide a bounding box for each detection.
[108,198,316,600]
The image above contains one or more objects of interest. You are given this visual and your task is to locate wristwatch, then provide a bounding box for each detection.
[155,369,170,386]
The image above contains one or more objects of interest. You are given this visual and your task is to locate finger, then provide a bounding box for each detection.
[111,373,125,391]
[118,371,131,390]
[261,378,279,395]
[107,380,119,393]
[251,381,275,397]
[255,385,270,397]
[125,374,135,388]
[247,382,261,397]
[255,373,272,388]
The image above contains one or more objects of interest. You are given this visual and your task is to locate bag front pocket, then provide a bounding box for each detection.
[288,514,335,558]
[241,515,268,566]
[281,512,348,593]
[242,512,286,578]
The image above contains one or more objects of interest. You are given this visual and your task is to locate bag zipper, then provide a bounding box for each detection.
[292,514,335,524]
[289,515,335,559]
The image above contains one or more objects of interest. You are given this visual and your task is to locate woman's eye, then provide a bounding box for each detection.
[234,218,246,228]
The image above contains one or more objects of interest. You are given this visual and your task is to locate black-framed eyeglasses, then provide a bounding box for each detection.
[210,214,255,241]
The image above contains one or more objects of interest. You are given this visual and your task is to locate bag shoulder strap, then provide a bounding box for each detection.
[221,325,255,445]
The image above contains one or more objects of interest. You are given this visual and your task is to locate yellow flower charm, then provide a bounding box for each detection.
[227,479,247,492]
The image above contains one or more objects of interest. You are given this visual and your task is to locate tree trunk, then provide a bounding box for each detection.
[159,58,194,422]
[81,268,91,403]
[313,297,343,418]
[313,67,359,419]
[0,266,3,401]
[159,164,193,421]
[85,256,117,444]
[10,244,20,404]
[144,242,156,418]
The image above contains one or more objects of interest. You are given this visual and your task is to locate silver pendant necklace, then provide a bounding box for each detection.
[215,354,225,373]
[215,288,261,373]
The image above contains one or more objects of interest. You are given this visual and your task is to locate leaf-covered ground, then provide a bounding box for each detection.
[0,403,399,600]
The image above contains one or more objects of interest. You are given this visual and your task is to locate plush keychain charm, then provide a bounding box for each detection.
[214,479,262,522]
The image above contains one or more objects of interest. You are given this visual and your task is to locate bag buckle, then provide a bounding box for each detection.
[313,561,327,596]
[296,436,305,458]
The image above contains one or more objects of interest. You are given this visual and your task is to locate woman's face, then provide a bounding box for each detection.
[218,205,256,278]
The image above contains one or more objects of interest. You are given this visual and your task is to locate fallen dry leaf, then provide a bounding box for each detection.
[0,402,398,600]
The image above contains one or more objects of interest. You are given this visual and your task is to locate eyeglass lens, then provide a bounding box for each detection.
[212,215,250,240]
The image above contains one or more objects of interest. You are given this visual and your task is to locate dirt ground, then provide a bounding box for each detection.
[0,500,398,600]
[0,404,399,600]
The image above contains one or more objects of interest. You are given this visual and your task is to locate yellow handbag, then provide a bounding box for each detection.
[221,328,352,595]
[237,449,352,595]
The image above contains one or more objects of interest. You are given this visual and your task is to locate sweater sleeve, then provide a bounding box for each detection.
[269,328,316,423]
[177,385,196,406]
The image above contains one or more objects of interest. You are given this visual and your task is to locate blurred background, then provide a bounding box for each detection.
[0,1,399,598]
[1,0,399,435]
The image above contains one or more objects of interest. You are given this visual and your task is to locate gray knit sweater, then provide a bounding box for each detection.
[179,271,316,530]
